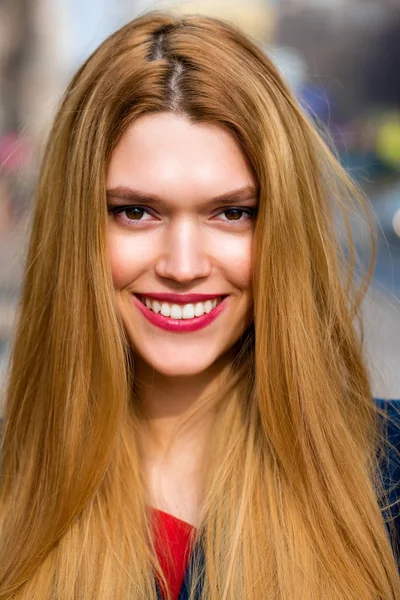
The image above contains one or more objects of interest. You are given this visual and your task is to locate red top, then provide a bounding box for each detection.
[150,508,196,600]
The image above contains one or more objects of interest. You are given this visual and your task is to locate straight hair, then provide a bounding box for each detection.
[0,11,399,599]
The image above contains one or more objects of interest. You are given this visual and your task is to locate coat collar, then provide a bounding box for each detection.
[156,542,205,600]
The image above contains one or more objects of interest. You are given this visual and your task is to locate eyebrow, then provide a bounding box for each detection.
[105,185,258,206]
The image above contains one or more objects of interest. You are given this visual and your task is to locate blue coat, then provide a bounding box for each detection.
[159,398,400,599]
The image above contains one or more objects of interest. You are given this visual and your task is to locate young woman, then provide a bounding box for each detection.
[0,10,399,600]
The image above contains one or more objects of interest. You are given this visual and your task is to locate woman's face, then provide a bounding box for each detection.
[106,112,256,377]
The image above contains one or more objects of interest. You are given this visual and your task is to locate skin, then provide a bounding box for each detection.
[106,112,256,525]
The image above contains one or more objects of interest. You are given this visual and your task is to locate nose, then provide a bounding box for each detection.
[154,217,212,284]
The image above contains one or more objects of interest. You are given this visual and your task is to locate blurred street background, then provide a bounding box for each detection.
[0,0,399,412]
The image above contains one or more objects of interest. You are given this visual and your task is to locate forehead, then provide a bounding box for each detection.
[106,112,255,204]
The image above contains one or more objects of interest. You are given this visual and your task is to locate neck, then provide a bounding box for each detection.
[134,353,232,459]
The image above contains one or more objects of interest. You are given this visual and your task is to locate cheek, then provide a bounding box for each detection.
[107,231,148,289]
[217,235,253,290]
[236,251,253,290]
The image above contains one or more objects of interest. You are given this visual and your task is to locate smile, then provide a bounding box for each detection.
[132,294,228,332]
[139,295,223,319]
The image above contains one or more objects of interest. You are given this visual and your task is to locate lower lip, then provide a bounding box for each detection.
[132,295,228,332]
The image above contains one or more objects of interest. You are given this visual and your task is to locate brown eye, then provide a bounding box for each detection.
[224,209,244,221]
[107,204,154,227]
[216,206,257,226]
[125,207,145,220]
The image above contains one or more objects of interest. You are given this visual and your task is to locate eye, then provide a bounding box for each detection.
[108,205,154,225]
[217,207,258,223]
[107,204,258,227]
[122,207,147,220]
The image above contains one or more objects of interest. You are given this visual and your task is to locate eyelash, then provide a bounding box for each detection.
[107,205,258,227]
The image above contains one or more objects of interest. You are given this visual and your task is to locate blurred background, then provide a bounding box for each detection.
[0,0,399,410]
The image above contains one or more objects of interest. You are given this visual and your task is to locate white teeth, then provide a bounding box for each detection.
[160,302,171,317]
[204,300,213,314]
[194,302,204,317]
[170,304,183,319]
[152,300,161,314]
[182,304,195,319]
[141,296,223,319]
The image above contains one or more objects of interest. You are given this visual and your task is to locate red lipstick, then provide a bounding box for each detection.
[132,294,228,332]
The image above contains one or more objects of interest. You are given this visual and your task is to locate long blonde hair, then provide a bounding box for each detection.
[0,10,399,599]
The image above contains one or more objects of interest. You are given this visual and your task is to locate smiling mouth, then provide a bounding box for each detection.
[137,294,224,320]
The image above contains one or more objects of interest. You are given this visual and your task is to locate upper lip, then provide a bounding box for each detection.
[135,292,227,303]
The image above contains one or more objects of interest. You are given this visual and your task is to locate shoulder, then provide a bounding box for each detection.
[374,396,400,470]
[374,397,400,422]
[374,398,400,556]
[374,397,400,473]
[0,403,398,507]
[374,398,400,492]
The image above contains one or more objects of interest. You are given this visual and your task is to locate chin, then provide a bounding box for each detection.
[135,354,218,378]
